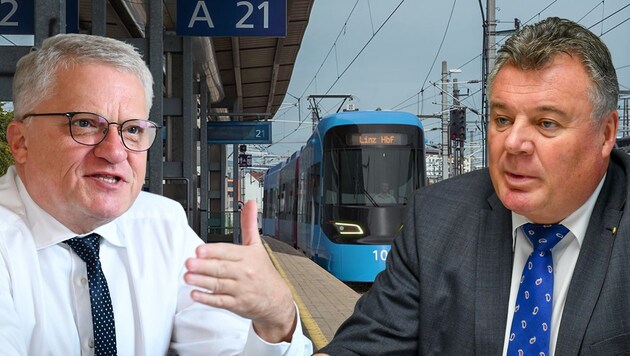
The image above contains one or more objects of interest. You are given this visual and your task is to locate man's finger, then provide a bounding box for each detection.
[241,200,261,246]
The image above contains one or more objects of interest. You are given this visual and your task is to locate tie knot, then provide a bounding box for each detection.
[522,223,569,252]
[65,233,102,264]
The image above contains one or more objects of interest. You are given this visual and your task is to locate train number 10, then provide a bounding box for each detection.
[372,249,388,261]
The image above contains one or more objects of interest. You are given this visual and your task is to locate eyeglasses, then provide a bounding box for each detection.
[25,112,162,152]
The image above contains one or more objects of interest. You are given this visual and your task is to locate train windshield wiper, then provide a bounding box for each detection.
[353,177,379,207]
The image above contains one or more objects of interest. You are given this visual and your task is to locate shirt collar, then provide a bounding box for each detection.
[511,174,606,250]
[16,175,126,249]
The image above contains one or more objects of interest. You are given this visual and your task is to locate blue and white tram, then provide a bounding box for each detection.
[298,110,425,282]
[262,161,283,237]
[264,110,426,282]
[277,151,300,247]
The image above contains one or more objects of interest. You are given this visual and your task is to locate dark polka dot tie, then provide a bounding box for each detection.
[65,233,117,356]
[507,223,569,356]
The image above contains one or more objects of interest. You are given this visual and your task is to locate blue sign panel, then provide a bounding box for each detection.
[0,0,33,34]
[177,0,286,37]
[0,0,78,35]
[208,121,272,144]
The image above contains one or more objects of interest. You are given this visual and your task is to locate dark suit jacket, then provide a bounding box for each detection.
[319,150,630,355]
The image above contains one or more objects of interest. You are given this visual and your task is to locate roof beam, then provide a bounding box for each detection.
[231,37,243,114]
[265,37,284,120]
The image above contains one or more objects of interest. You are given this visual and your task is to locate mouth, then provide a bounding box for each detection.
[89,173,124,184]
[504,171,537,186]
[507,172,527,179]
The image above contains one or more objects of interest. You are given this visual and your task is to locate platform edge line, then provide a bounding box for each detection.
[263,241,329,350]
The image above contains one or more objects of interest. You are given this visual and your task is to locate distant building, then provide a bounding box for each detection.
[425,146,476,184]
[425,150,443,185]
[226,171,264,212]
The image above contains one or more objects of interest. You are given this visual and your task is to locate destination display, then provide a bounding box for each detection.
[346,133,407,146]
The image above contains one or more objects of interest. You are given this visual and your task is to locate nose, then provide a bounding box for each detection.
[93,124,128,163]
[504,120,534,155]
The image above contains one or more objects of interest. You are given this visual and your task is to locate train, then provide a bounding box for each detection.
[263,110,426,282]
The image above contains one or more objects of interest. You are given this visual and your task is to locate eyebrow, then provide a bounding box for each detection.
[490,101,568,118]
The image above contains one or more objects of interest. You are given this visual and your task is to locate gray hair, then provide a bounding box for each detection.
[12,33,153,120]
[487,17,618,122]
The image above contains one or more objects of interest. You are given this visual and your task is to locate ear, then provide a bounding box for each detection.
[6,121,28,164]
[600,110,618,157]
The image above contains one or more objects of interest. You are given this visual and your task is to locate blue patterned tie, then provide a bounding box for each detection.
[65,233,117,356]
[507,223,569,356]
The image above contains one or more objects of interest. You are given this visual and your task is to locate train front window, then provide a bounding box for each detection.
[324,147,417,206]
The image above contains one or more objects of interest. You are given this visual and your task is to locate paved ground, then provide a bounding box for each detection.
[262,237,361,351]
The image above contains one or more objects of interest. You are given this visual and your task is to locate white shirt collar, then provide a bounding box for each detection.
[511,174,606,250]
[15,175,125,249]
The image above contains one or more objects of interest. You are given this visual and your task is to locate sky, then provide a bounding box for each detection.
[263,0,630,164]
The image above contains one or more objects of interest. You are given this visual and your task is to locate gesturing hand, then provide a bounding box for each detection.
[184,200,297,343]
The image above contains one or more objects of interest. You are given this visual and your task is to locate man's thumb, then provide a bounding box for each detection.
[241,200,261,246]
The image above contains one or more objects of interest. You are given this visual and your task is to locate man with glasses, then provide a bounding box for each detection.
[0,34,312,355]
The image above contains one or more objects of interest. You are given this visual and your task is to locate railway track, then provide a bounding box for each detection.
[346,282,373,295]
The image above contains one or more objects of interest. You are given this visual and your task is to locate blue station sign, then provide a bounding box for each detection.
[0,0,33,34]
[208,121,272,144]
[177,0,286,37]
[0,0,78,35]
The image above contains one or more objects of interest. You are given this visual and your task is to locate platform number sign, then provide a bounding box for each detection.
[0,0,33,34]
[207,121,272,144]
[177,0,286,37]
[0,0,78,35]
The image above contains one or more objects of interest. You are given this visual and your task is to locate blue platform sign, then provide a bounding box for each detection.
[208,121,272,144]
[177,0,286,37]
[0,0,78,35]
[0,0,33,34]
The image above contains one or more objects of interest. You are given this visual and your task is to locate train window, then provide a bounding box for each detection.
[324,146,418,206]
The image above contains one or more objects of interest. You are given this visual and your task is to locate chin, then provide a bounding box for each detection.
[499,192,537,215]
[86,199,133,220]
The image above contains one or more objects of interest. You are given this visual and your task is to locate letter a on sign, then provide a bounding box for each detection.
[188,1,215,28]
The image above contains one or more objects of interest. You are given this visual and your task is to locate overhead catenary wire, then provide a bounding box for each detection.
[271,0,630,155]
[391,0,629,116]
[414,0,458,102]
[270,0,407,150]
[600,15,630,35]
[266,1,362,151]
[587,2,630,32]
[578,1,604,23]
[297,0,361,100]
[322,0,407,95]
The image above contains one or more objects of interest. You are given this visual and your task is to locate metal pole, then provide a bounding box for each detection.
[147,0,164,195]
[482,0,496,167]
[486,0,497,72]
[441,61,449,181]
[200,79,209,241]
[91,0,107,36]
[233,145,241,244]
[453,78,461,176]
[34,0,65,46]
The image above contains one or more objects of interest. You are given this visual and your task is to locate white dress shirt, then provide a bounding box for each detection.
[501,176,605,356]
[0,166,312,355]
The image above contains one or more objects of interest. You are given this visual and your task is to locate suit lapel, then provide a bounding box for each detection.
[475,194,514,354]
[555,155,626,355]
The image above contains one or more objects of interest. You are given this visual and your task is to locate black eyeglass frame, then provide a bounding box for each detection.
[24,111,162,152]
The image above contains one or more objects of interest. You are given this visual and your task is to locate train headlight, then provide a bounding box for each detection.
[333,222,364,235]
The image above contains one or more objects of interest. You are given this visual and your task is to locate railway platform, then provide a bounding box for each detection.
[262,236,362,352]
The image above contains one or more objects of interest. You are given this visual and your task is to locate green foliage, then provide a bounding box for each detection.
[0,103,14,176]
